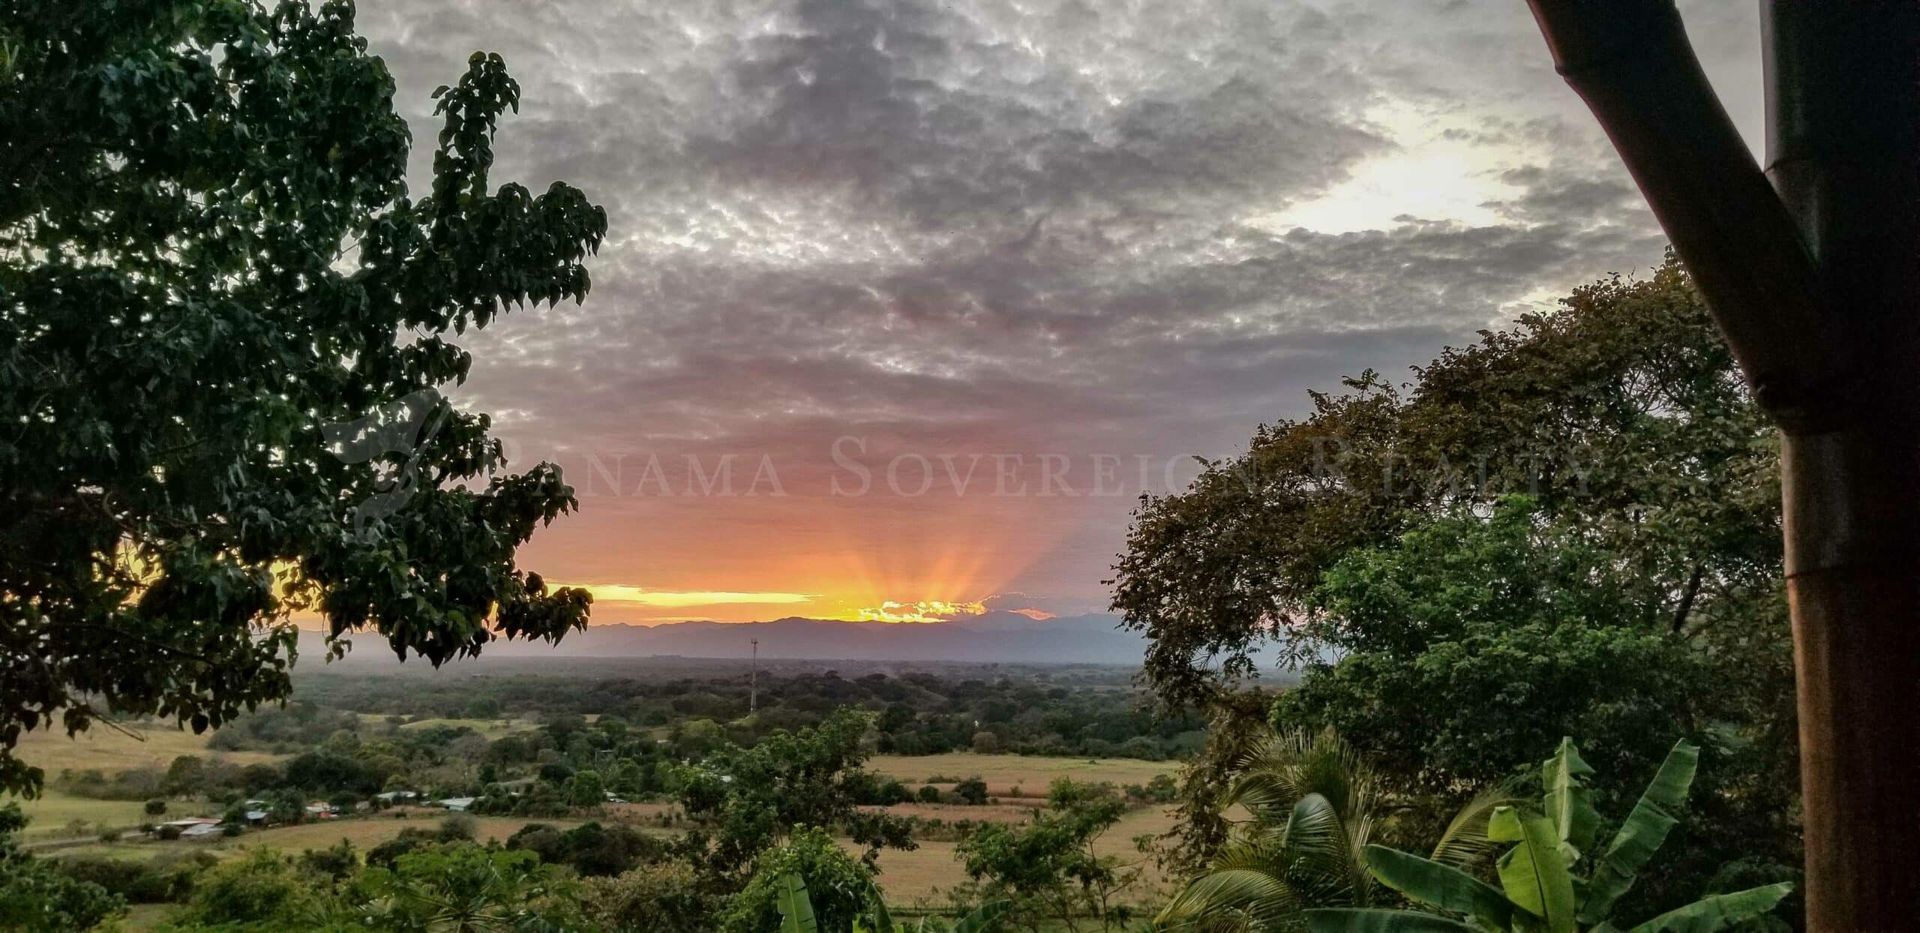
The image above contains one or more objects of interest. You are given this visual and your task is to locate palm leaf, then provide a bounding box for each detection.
[1362,845,1513,929]
[776,871,819,933]
[1579,740,1699,923]
[1304,908,1480,932]
[1626,883,1791,933]
[1159,867,1308,930]
[1430,781,1526,870]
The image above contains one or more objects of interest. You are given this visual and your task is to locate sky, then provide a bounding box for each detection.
[354,0,1765,625]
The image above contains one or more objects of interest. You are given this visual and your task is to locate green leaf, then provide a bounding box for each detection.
[864,880,896,933]
[1541,737,1600,856]
[1363,845,1514,929]
[776,872,819,933]
[1493,810,1576,933]
[1304,908,1481,932]
[1579,740,1699,923]
[1626,883,1791,933]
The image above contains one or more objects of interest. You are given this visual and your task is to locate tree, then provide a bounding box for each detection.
[1271,498,1724,809]
[0,0,605,794]
[676,710,913,880]
[567,769,606,809]
[1306,740,1791,933]
[143,798,167,817]
[1113,262,1779,712]
[958,779,1130,931]
[0,805,124,932]
[1517,4,1920,923]
[1114,265,1800,908]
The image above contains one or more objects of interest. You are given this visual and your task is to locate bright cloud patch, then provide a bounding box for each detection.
[857,600,989,623]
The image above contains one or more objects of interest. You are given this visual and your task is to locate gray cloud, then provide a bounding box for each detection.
[352,0,1757,609]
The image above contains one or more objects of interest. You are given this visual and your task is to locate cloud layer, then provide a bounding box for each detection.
[354,0,1762,619]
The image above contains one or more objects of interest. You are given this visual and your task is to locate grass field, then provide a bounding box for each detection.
[7,724,278,840]
[868,753,1177,797]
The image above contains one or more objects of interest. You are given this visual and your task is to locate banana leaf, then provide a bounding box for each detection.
[1363,845,1514,929]
[1490,807,1576,933]
[1541,738,1600,856]
[1304,908,1480,932]
[1627,883,1792,933]
[949,899,1010,933]
[1578,741,1699,923]
[777,872,819,933]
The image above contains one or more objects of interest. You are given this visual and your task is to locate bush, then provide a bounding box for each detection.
[718,827,875,933]
[916,785,942,804]
[173,849,325,927]
[143,799,167,816]
[582,862,716,933]
[953,777,989,805]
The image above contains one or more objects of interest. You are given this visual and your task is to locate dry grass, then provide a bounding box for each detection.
[867,802,1037,824]
[868,753,1176,798]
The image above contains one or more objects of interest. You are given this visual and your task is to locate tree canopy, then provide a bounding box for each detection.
[0,0,606,793]
[1115,261,1800,912]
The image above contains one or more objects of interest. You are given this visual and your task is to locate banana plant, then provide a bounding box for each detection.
[1305,739,1791,933]
[774,872,1011,933]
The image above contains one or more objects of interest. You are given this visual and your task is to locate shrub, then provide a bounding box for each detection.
[719,826,875,933]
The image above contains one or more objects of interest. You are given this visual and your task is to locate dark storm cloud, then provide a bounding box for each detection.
[351,0,1759,605]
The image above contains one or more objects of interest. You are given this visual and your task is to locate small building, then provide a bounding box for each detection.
[437,797,476,812]
[243,810,269,825]
[304,802,338,819]
[179,822,225,839]
[375,790,419,803]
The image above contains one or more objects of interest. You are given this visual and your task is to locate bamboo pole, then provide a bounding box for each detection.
[1524,1,1920,925]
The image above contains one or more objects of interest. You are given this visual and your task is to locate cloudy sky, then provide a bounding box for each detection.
[355,0,1764,624]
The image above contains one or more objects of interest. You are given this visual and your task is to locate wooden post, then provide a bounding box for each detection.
[1524,1,1920,925]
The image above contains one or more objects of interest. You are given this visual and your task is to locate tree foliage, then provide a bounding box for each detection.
[677,709,913,880]
[0,805,124,932]
[957,779,1131,931]
[1113,263,1799,907]
[0,0,606,794]
[1112,260,1778,709]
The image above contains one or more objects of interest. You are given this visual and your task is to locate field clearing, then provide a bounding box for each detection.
[7,725,276,839]
[12,721,279,774]
[868,753,1177,797]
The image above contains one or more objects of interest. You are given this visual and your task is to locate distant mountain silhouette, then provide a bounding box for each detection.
[316,611,1146,666]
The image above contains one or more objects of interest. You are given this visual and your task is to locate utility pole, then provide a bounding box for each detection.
[1523,3,1920,925]
[749,638,758,715]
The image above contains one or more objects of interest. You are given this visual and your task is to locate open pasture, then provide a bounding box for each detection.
[868,752,1176,798]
